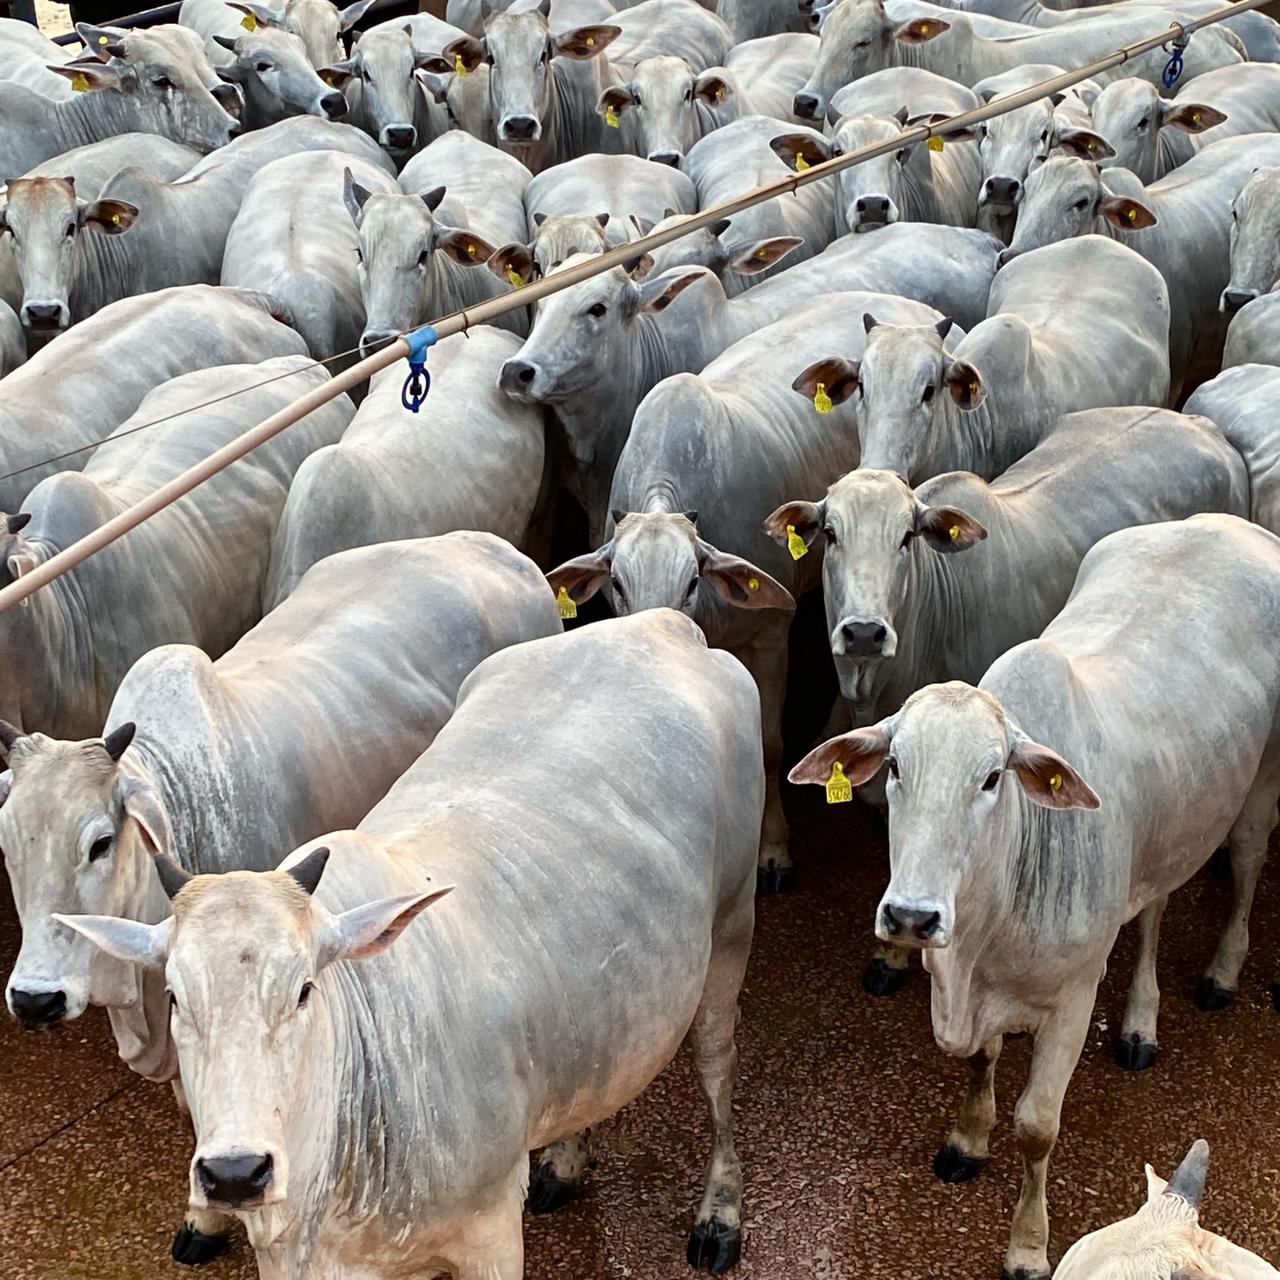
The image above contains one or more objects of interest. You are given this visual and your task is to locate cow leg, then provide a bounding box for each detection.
[740,630,792,894]
[527,1129,592,1214]
[934,1034,1002,1183]
[1198,765,1280,1011]
[1115,896,1165,1071]
[686,897,751,1274]
[451,1168,526,1280]
[1003,996,1093,1280]
[863,943,912,998]
[169,1079,234,1266]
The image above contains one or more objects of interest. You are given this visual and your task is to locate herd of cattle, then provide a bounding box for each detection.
[1,0,1280,1274]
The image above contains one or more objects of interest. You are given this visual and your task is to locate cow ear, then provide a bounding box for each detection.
[1145,1163,1169,1202]
[770,132,830,173]
[342,167,374,223]
[696,543,796,612]
[894,16,948,42]
[319,60,358,88]
[123,778,172,858]
[415,59,452,84]
[1162,102,1226,134]
[792,356,859,407]
[0,719,21,760]
[553,24,620,59]
[81,198,138,235]
[48,61,120,91]
[632,269,703,315]
[694,72,730,105]
[762,499,823,550]
[437,228,495,266]
[6,543,38,606]
[1055,127,1113,160]
[945,358,986,410]
[725,235,802,275]
[915,503,987,553]
[629,213,654,236]
[1008,732,1100,810]
[226,2,282,29]
[598,85,634,118]
[443,35,484,73]
[324,886,454,963]
[53,913,173,968]
[1101,195,1157,231]
[790,721,895,788]
[1164,1139,1209,1213]
[487,240,535,287]
[546,547,613,607]
[338,0,379,31]
[75,22,127,56]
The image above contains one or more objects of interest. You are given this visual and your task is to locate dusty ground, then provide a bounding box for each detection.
[2,778,1279,1280]
[34,1,73,36]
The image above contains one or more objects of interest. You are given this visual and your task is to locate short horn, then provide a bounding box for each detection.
[152,852,193,900]
[287,846,330,896]
[102,722,136,763]
[1164,1139,1209,1211]
[0,719,21,757]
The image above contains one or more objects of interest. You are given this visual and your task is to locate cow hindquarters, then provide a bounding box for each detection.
[738,626,792,894]
[1003,994,1093,1280]
[169,1079,234,1266]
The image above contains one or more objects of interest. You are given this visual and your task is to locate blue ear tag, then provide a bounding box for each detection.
[401,326,438,413]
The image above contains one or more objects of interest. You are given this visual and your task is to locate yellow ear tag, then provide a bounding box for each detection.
[454,53,468,76]
[920,21,930,33]
[97,33,110,44]
[786,524,808,561]
[71,71,91,92]
[111,213,121,224]
[323,72,335,86]
[813,382,833,414]
[585,35,594,45]
[1190,110,1201,124]
[948,524,960,540]
[556,586,577,620]
[748,576,760,592]
[927,135,943,152]
[825,760,853,805]
[240,11,257,28]
[1049,772,1063,792]
[605,105,620,128]
[507,266,525,288]
[795,151,809,172]
[1126,207,1138,222]
[467,243,476,256]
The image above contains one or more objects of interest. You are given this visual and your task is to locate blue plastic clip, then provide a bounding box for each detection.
[401,325,438,413]
[1162,25,1189,89]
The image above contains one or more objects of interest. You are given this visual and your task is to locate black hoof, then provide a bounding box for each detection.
[171,1223,230,1266]
[1194,976,1237,1012]
[756,862,794,895]
[1000,1269,1050,1280]
[526,1163,578,1215]
[862,957,908,998]
[933,1142,986,1184]
[687,1218,742,1274]
[1209,847,1233,881]
[1113,1032,1158,1072]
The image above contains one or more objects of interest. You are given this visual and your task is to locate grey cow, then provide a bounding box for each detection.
[0,531,560,1267]
[0,357,351,738]
[266,327,547,604]
[60,608,762,1278]
[1223,294,1280,372]
[0,285,307,513]
[209,25,349,129]
[793,237,1170,483]
[178,0,376,67]
[791,514,1280,1278]
[1222,166,1280,318]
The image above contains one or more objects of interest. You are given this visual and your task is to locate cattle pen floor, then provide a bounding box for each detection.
[2,789,1279,1280]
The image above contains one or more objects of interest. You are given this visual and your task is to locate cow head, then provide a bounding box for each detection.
[1223,168,1280,314]
[56,848,451,1222]
[766,471,985,703]
[213,26,348,122]
[444,0,619,148]
[1089,76,1225,184]
[548,511,794,618]
[0,177,138,333]
[229,0,379,69]
[789,682,1098,952]
[0,721,175,1029]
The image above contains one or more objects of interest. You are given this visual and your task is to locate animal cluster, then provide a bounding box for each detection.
[0,0,1278,1275]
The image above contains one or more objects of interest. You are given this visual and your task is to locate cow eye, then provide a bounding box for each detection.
[168,991,178,1013]
[683,86,692,102]
[88,834,112,862]
[899,529,915,550]
[982,769,1001,792]
[822,526,836,545]
[152,75,174,89]
[895,148,907,163]
[683,577,698,602]
[586,302,607,318]
[298,980,314,1008]
[886,756,899,780]
[417,248,431,268]
[255,62,272,73]
[632,91,643,107]
[831,146,843,159]
[1136,115,1149,130]
[64,223,76,239]
[1072,198,1088,211]
[921,383,935,402]
[354,246,363,263]
[854,37,870,48]
[610,573,626,602]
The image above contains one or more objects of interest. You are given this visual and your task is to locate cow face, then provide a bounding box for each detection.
[1223,168,1280,313]
[1089,78,1224,184]
[324,25,438,154]
[526,210,611,279]
[789,683,1098,952]
[49,24,241,154]
[231,0,378,69]
[0,723,169,1029]
[547,511,794,618]
[599,57,734,166]
[56,850,450,1222]
[214,26,348,121]
[768,471,984,702]
[0,177,137,333]
[445,3,619,148]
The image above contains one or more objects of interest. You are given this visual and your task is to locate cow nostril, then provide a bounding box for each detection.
[196,1154,275,1205]
[918,911,941,939]
[793,94,819,119]
[321,92,347,119]
[9,988,67,1028]
[649,151,681,167]
[1221,288,1257,314]
[882,903,903,936]
[385,126,415,149]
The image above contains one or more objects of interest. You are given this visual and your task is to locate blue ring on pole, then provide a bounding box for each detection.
[401,325,438,414]
[1162,23,1190,88]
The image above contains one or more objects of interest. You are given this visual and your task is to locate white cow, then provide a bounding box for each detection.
[178,0,376,66]
[1223,294,1280,370]
[0,285,308,513]
[209,25,349,129]
[0,298,21,375]
[791,236,1169,482]
[1222,166,1280,318]
[0,357,351,738]
[1057,1141,1280,1280]
[0,531,559,1265]
[60,608,762,1279]
[16,133,202,193]
[790,514,1280,1279]
[223,149,399,363]
[266,327,547,603]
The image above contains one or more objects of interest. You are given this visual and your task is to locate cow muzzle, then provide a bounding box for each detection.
[980,175,1020,212]
[381,124,417,152]
[20,300,69,332]
[877,898,950,949]
[995,247,1021,271]
[7,985,68,1030]
[648,150,682,167]
[851,195,895,232]
[833,617,897,660]
[359,328,400,358]
[792,91,821,120]
[194,1152,279,1210]
[1220,286,1258,314]
[499,114,541,143]
[498,356,542,400]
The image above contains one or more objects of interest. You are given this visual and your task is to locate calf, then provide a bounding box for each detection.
[61,608,762,1279]
[790,514,1280,1278]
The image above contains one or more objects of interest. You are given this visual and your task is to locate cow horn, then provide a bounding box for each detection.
[863,312,880,333]
[0,719,22,757]
[102,722,136,763]
[287,846,330,896]
[152,852,193,900]
[1164,1139,1209,1211]
[7,514,33,535]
